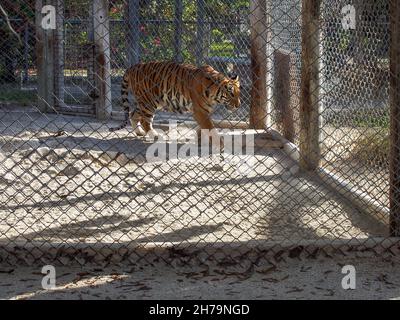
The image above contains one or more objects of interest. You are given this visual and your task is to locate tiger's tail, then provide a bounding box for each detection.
[109,70,130,132]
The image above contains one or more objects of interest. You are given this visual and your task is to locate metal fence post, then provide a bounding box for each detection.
[299,0,321,171]
[54,0,65,109]
[196,0,205,66]
[174,0,183,63]
[274,49,295,142]
[249,0,269,130]
[127,0,140,66]
[35,0,54,113]
[93,0,112,120]
[390,0,400,237]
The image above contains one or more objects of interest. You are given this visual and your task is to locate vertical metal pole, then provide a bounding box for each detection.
[127,0,140,66]
[87,7,96,108]
[174,0,183,63]
[196,0,204,66]
[299,0,321,171]
[274,49,295,142]
[249,0,269,130]
[390,0,400,237]
[54,0,65,108]
[93,0,112,120]
[35,0,46,112]
[35,0,55,113]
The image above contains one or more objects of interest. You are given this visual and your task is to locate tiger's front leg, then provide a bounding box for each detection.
[193,106,223,150]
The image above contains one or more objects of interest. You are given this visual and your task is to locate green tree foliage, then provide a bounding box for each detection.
[0,0,251,83]
[109,0,250,64]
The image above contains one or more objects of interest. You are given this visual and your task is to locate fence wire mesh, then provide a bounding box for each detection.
[0,0,399,266]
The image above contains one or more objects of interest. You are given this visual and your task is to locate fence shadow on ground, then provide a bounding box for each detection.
[0,116,390,249]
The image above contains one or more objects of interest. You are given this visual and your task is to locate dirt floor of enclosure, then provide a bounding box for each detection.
[0,107,389,248]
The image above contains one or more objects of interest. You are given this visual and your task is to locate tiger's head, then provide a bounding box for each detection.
[201,65,241,110]
[221,74,241,111]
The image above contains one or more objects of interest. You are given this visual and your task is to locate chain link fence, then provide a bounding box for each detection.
[0,0,399,266]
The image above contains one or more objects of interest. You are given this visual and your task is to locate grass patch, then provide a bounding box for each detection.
[325,109,390,130]
[351,114,390,130]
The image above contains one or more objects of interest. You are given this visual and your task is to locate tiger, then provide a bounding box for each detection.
[109,61,241,139]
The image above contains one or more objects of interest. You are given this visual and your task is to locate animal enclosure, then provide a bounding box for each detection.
[0,0,399,265]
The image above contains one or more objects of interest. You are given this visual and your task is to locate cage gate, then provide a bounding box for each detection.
[0,0,399,266]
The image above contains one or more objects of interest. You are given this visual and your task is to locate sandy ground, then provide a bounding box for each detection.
[0,255,399,300]
[0,108,397,301]
[0,107,389,251]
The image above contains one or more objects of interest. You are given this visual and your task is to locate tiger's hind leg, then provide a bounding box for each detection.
[141,114,162,140]
[130,110,146,137]
[132,102,159,138]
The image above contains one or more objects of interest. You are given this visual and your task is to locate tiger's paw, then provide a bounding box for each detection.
[133,126,146,137]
